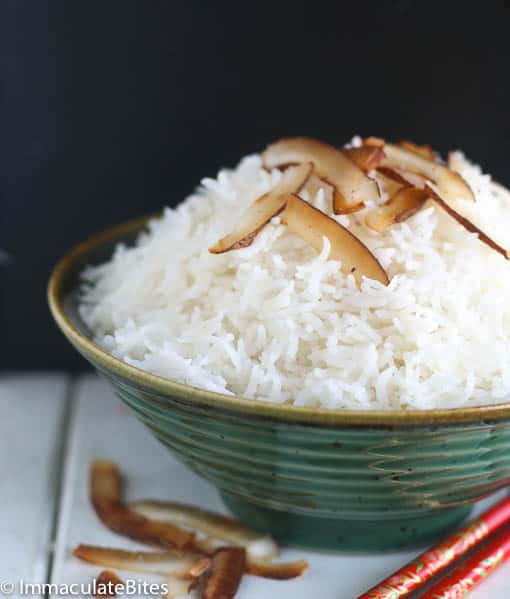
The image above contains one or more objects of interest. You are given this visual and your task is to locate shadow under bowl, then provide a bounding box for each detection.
[48,214,510,551]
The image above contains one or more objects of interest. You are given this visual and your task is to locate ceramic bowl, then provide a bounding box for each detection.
[48,215,510,551]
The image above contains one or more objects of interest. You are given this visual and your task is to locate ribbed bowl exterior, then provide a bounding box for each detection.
[102,369,510,519]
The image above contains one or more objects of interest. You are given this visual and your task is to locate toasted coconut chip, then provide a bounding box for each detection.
[374,171,406,199]
[377,166,428,189]
[365,187,430,233]
[377,166,412,186]
[449,152,510,202]
[189,557,213,578]
[209,163,312,254]
[381,144,474,203]
[192,536,226,555]
[199,548,246,599]
[425,182,510,259]
[74,544,207,577]
[364,136,385,147]
[91,460,122,501]
[127,503,306,582]
[91,461,194,550]
[95,570,123,598]
[279,195,389,285]
[301,173,335,204]
[262,137,379,214]
[399,140,436,160]
[246,559,309,580]
[130,500,279,562]
[333,198,365,215]
[163,576,197,599]
[343,146,385,172]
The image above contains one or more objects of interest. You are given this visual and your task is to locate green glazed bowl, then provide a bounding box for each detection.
[48,215,510,551]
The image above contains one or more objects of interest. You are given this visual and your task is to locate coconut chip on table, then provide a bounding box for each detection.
[73,460,309,599]
[94,570,124,598]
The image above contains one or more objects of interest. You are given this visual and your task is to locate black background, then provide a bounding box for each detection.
[3,0,510,370]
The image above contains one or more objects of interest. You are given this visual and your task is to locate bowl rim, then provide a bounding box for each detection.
[48,213,510,427]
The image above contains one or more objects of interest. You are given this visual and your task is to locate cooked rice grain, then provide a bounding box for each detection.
[79,151,510,410]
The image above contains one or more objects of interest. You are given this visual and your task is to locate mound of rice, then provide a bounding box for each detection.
[79,144,510,410]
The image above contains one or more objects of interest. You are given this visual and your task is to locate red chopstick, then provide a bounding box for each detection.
[424,527,510,598]
[358,495,510,599]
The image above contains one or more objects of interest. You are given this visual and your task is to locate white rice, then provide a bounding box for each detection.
[79,147,510,410]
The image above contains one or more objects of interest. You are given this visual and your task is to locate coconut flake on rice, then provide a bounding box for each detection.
[79,145,510,410]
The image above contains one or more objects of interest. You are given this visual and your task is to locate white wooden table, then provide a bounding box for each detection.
[1,372,509,599]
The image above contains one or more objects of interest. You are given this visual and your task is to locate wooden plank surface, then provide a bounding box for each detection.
[46,374,510,598]
[49,373,224,596]
[2,373,509,597]
[0,373,69,590]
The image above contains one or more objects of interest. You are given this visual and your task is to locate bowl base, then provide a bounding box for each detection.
[221,492,471,552]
